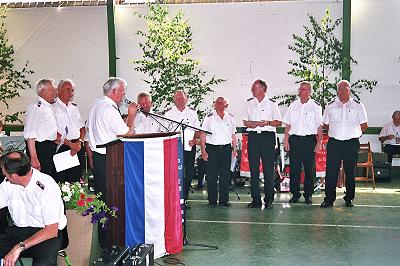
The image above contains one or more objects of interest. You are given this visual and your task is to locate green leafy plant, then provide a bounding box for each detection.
[131,3,225,119]
[0,7,34,122]
[59,182,118,230]
[273,8,377,108]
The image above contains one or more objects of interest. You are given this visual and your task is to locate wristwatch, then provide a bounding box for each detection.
[19,241,26,251]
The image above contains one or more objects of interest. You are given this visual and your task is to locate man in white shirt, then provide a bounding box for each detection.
[379,110,400,164]
[24,79,58,178]
[134,92,163,133]
[201,96,237,207]
[321,80,368,208]
[0,151,67,266]
[244,79,282,209]
[283,81,323,204]
[87,77,137,248]
[164,91,200,208]
[53,79,86,183]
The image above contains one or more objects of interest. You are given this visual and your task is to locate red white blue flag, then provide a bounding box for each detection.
[123,136,183,258]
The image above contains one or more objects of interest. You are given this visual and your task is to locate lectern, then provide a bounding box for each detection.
[100,132,182,258]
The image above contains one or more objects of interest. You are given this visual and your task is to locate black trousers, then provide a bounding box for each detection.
[26,140,57,178]
[248,131,276,204]
[324,138,360,203]
[92,151,107,248]
[289,135,317,199]
[55,141,85,183]
[205,144,231,204]
[184,147,196,200]
[0,226,62,266]
[382,144,400,164]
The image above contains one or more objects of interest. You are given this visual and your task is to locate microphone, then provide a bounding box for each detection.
[124,99,146,113]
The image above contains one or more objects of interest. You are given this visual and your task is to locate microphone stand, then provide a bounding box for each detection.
[140,109,218,250]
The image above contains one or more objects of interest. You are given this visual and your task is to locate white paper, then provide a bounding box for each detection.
[53,150,80,172]
[183,128,195,151]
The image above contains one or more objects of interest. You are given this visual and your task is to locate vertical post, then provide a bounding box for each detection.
[342,0,351,81]
[107,0,117,77]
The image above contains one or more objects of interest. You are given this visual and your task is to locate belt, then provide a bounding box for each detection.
[206,144,230,147]
[248,131,274,135]
[291,134,316,139]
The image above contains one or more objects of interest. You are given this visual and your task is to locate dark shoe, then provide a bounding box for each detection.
[265,202,273,209]
[219,202,231,207]
[289,197,300,203]
[320,201,333,208]
[185,203,191,210]
[208,203,217,208]
[304,197,313,205]
[345,200,354,207]
[247,201,262,208]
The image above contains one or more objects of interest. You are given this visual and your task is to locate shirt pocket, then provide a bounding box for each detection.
[260,108,272,120]
[347,108,359,122]
[304,112,316,128]
[330,108,342,122]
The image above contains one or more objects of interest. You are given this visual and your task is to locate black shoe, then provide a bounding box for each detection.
[219,202,231,207]
[320,201,333,208]
[185,203,191,210]
[265,202,273,209]
[208,203,217,208]
[247,201,262,208]
[304,197,313,205]
[345,200,354,207]
[289,197,300,203]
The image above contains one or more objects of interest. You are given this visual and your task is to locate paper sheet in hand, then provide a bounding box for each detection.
[53,150,80,172]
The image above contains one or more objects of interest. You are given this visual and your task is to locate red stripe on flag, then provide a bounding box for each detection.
[163,137,183,254]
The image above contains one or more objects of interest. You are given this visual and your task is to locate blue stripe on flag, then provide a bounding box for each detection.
[124,141,145,246]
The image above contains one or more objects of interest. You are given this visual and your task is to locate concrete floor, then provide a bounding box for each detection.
[21,169,398,266]
[155,170,400,266]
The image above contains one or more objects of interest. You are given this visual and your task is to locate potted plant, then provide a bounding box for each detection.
[58,181,118,266]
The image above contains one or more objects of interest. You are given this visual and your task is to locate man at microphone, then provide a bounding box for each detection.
[133,91,163,133]
[87,77,137,248]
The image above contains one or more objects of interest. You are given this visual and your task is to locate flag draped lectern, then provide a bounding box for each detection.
[100,132,183,258]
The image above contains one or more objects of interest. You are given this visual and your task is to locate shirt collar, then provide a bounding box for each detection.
[56,97,70,108]
[38,96,52,107]
[104,96,118,109]
[24,168,37,192]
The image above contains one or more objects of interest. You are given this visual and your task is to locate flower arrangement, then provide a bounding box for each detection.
[59,182,118,230]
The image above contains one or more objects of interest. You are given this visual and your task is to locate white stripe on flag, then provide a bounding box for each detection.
[144,139,166,258]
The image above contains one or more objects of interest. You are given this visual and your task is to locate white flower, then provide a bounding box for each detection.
[61,185,70,193]
[63,196,71,202]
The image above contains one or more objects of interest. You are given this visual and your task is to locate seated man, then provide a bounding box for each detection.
[0,151,67,265]
[379,110,400,164]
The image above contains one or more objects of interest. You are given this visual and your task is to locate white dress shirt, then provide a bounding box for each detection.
[87,96,129,154]
[53,98,85,140]
[164,106,200,151]
[202,111,236,145]
[24,97,57,142]
[323,98,368,140]
[134,112,162,134]
[0,168,67,230]
[379,121,400,146]
[246,97,282,133]
[283,98,323,136]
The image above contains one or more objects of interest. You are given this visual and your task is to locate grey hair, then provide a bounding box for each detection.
[336,80,351,90]
[36,79,55,94]
[392,110,400,118]
[58,79,75,90]
[137,91,152,102]
[103,77,127,95]
[213,96,229,106]
[299,81,313,91]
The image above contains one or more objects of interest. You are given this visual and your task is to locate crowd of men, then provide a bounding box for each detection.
[0,76,399,265]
